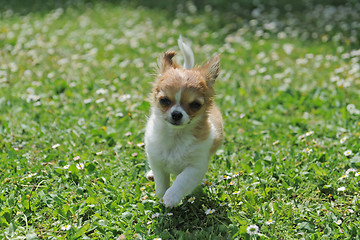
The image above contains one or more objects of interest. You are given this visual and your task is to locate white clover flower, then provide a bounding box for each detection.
[76,163,84,170]
[305,131,314,136]
[9,62,18,72]
[298,134,306,140]
[60,224,71,231]
[335,219,342,225]
[124,131,132,137]
[118,94,131,102]
[27,173,37,178]
[95,98,105,104]
[345,168,357,175]
[340,137,347,144]
[246,224,259,235]
[338,174,348,180]
[47,72,55,78]
[203,179,215,187]
[105,44,115,51]
[187,197,196,204]
[207,181,215,187]
[298,131,314,140]
[205,209,215,215]
[84,98,92,104]
[52,143,60,149]
[335,67,344,73]
[24,69,32,77]
[264,75,271,81]
[221,175,231,180]
[346,104,356,114]
[346,104,360,115]
[272,140,280,145]
[228,181,235,186]
[95,88,108,95]
[249,69,257,76]
[137,143,145,148]
[303,148,313,154]
[265,219,275,225]
[283,43,294,55]
[344,150,352,156]
[151,213,160,218]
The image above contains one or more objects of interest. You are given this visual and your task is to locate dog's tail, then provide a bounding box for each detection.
[178,35,195,69]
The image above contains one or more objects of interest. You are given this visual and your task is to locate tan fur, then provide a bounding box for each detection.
[193,102,223,154]
[209,103,224,154]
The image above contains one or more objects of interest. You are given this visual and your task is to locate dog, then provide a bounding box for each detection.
[144,36,224,208]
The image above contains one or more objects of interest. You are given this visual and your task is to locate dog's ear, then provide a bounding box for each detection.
[158,51,179,74]
[200,54,220,87]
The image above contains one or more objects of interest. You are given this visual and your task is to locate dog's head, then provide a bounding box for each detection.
[152,51,220,127]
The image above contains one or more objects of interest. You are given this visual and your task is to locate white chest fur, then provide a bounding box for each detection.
[145,109,214,175]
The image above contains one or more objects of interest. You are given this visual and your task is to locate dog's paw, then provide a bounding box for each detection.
[162,189,182,208]
[146,170,154,181]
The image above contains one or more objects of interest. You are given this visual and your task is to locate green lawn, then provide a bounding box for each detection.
[1,0,360,239]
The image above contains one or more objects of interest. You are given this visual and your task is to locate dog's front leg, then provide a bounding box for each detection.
[152,168,170,198]
[162,165,207,208]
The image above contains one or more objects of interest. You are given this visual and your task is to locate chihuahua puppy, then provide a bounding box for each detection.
[145,38,223,208]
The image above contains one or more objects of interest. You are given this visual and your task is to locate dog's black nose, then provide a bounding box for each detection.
[171,111,183,121]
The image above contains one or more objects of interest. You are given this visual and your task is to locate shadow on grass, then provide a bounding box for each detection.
[153,187,235,239]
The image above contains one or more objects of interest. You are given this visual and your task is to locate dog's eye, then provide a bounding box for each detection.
[159,97,171,106]
[189,101,202,110]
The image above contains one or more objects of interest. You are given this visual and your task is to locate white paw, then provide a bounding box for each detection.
[162,189,182,208]
[146,170,154,181]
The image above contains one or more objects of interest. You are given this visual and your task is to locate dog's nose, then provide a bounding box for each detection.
[171,111,183,121]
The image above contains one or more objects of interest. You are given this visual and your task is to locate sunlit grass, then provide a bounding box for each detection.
[1,0,360,239]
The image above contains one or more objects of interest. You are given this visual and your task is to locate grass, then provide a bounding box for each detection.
[1,0,360,239]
